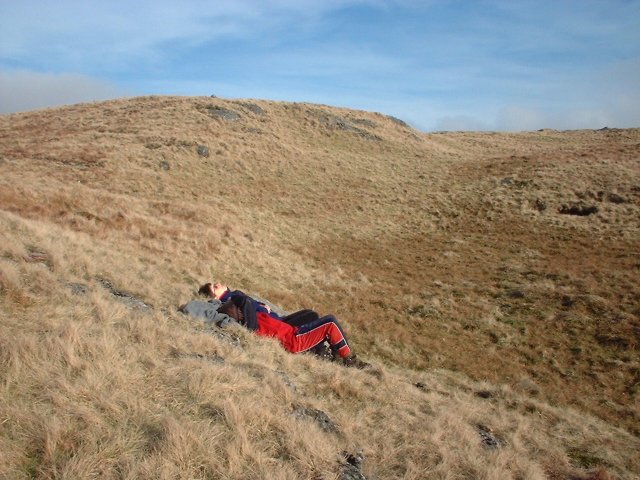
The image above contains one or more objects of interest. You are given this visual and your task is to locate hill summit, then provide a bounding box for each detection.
[1,96,639,479]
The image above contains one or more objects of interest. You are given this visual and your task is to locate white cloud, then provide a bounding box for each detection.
[1,1,638,130]
[0,1,376,66]
[0,71,127,114]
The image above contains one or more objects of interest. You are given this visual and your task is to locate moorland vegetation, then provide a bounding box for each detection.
[1,96,639,479]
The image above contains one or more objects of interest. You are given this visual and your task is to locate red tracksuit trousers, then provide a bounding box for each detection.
[256,313,352,358]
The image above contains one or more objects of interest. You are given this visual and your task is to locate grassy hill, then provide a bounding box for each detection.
[1,96,638,479]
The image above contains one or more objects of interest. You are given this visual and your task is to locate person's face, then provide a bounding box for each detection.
[211,282,228,299]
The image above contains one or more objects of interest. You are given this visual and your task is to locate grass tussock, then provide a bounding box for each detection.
[1,96,639,478]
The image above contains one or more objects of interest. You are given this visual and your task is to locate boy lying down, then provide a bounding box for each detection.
[180,285,368,368]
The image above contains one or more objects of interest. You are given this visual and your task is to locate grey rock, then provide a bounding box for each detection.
[159,160,170,171]
[386,115,409,127]
[340,449,368,480]
[476,424,504,449]
[311,109,381,141]
[352,118,377,128]
[238,102,265,115]
[196,145,209,158]
[206,106,241,121]
[293,405,339,433]
[558,203,598,216]
[97,277,152,312]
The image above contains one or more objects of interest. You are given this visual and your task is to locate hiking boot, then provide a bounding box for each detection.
[342,354,370,369]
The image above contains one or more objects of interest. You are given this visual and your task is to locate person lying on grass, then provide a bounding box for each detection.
[198,281,319,326]
[180,292,367,368]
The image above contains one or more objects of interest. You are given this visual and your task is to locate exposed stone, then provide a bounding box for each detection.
[97,277,152,312]
[292,405,339,433]
[310,109,381,141]
[196,145,209,158]
[476,424,504,449]
[206,106,241,121]
[238,102,265,115]
[159,160,170,171]
[386,115,409,127]
[340,449,368,480]
[558,204,598,216]
[351,118,377,128]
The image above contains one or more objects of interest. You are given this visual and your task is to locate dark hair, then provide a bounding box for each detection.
[198,283,213,297]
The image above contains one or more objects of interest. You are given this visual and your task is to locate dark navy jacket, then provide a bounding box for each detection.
[218,288,283,319]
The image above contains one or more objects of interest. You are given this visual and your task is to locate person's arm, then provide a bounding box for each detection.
[181,300,237,327]
[255,302,272,314]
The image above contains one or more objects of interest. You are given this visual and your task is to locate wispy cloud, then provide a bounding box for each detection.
[1,1,638,130]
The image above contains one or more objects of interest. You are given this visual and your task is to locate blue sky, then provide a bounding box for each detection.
[1,0,639,131]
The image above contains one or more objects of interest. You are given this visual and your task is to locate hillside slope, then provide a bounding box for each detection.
[1,96,639,479]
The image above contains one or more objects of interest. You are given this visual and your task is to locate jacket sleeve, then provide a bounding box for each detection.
[181,300,237,328]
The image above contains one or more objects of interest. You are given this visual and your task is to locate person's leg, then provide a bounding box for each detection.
[282,309,319,327]
[293,315,352,358]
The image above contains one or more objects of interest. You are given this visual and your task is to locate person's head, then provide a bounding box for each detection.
[198,283,213,297]
[198,282,228,299]
[211,282,228,299]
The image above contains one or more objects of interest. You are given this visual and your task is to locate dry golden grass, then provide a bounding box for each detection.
[1,96,639,478]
